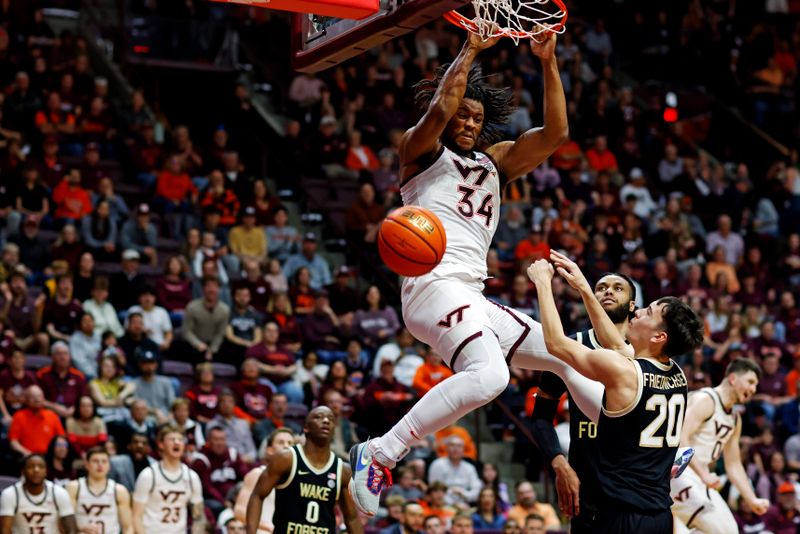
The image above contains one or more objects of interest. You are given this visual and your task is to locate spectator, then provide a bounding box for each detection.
[585,135,618,174]
[237,258,273,312]
[0,271,48,353]
[506,481,560,530]
[301,289,343,362]
[200,169,240,227]
[118,312,160,376]
[11,214,51,274]
[119,203,158,265]
[14,166,49,225]
[191,426,249,517]
[472,488,505,530]
[326,265,359,319]
[184,362,220,424]
[154,154,198,238]
[131,349,173,424]
[253,392,303,447]
[89,354,135,425]
[312,116,355,181]
[388,466,426,503]
[658,145,684,185]
[9,385,65,456]
[51,224,84,273]
[92,177,130,226]
[65,395,107,456]
[423,515,445,534]
[182,275,231,361]
[44,434,78,486]
[69,312,101,378]
[207,389,257,464]
[618,167,657,219]
[231,358,273,422]
[412,349,453,398]
[109,249,147,311]
[705,246,741,295]
[52,168,92,222]
[522,514,546,534]
[345,182,384,246]
[494,207,529,262]
[320,388,358,460]
[481,462,511,511]
[419,482,456,526]
[266,206,300,264]
[283,233,332,290]
[223,286,263,366]
[514,226,550,266]
[763,481,799,533]
[428,436,482,509]
[81,200,118,261]
[379,502,424,534]
[343,338,370,375]
[170,397,204,453]
[36,341,87,418]
[127,286,173,354]
[244,179,278,227]
[706,214,745,266]
[155,255,193,319]
[289,266,315,317]
[246,322,301,403]
[108,432,157,491]
[352,285,400,352]
[360,358,415,436]
[121,398,157,448]
[0,350,38,422]
[229,206,267,263]
[734,496,768,534]
[265,292,302,353]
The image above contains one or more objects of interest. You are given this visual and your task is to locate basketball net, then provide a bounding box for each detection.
[444,0,568,45]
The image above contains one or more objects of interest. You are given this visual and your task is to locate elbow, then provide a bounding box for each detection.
[544,337,564,358]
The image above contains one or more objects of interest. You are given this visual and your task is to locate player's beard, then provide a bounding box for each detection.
[604,301,631,324]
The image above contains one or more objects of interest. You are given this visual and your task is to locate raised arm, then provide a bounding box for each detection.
[723,416,770,515]
[246,451,292,534]
[339,465,364,534]
[550,250,632,356]
[679,392,718,486]
[487,33,568,181]
[399,34,499,169]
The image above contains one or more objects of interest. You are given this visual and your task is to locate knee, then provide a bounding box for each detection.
[472,361,509,400]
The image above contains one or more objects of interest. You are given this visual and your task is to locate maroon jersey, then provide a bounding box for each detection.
[245,344,295,384]
[190,446,248,503]
[184,384,221,421]
[0,369,38,413]
[230,380,272,420]
[36,366,87,409]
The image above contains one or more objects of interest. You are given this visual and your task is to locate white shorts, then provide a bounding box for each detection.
[670,468,737,534]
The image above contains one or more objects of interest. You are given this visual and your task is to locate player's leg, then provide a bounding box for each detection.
[682,485,738,534]
[670,469,716,532]
[672,515,691,534]
[349,278,509,515]
[485,300,605,422]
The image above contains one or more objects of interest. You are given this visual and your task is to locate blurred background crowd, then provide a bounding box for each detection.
[0,0,799,532]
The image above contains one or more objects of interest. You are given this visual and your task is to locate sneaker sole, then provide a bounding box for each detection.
[348,442,376,517]
[348,478,375,517]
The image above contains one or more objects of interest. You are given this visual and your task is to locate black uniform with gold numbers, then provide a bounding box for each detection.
[273,444,343,534]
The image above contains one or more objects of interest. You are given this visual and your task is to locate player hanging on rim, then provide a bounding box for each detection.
[131,425,205,534]
[246,406,362,534]
[671,358,769,533]
[0,454,78,534]
[65,446,133,534]
[529,259,704,533]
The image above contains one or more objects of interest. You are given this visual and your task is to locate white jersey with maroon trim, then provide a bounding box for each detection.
[132,462,202,533]
[400,145,502,282]
[690,387,738,466]
[75,477,120,534]
[0,480,74,534]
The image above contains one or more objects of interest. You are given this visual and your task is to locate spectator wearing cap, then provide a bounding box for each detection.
[265,206,300,263]
[0,271,49,354]
[11,213,52,274]
[301,289,344,363]
[69,312,101,379]
[131,348,174,424]
[109,249,146,311]
[229,205,267,262]
[222,286,263,366]
[200,169,240,227]
[36,341,88,419]
[119,203,158,265]
[326,265,359,319]
[763,482,800,533]
[618,167,657,220]
[283,232,332,290]
[359,358,415,436]
[127,286,173,354]
[118,312,160,376]
[42,272,79,336]
[182,276,231,362]
[81,199,118,262]
[206,389,257,464]
[246,322,303,403]
[83,276,125,338]
[8,385,65,456]
[154,154,199,238]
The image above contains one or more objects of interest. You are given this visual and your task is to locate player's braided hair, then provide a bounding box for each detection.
[413,63,513,147]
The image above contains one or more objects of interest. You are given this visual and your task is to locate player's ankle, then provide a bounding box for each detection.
[368,441,397,469]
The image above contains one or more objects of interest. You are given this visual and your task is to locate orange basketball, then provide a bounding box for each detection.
[378,206,446,277]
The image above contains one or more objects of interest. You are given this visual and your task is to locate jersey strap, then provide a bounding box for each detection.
[275,448,297,490]
[602,359,644,418]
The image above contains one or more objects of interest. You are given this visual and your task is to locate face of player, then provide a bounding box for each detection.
[160,432,185,460]
[628,302,667,351]
[445,98,484,154]
[594,275,634,324]
[730,370,759,404]
[271,432,294,452]
[304,407,335,441]
[87,453,110,479]
[23,457,47,486]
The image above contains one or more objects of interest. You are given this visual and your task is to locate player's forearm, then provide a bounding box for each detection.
[246,495,265,534]
[190,504,207,534]
[537,56,568,147]
[726,460,759,504]
[431,43,480,114]
[534,279,574,360]
[688,458,713,482]
[578,286,627,351]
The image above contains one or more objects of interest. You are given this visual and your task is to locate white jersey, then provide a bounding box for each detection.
[0,480,74,534]
[132,462,202,534]
[401,145,502,282]
[252,466,275,528]
[690,387,739,466]
[75,477,120,534]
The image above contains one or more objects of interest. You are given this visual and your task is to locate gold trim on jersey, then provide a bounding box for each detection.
[275,448,297,490]
[335,459,343,502]
[602,358,643,418]
[296,446,335,475]
[640,356,674,371]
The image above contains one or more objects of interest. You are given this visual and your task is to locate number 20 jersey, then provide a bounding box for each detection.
[400,145,502,282]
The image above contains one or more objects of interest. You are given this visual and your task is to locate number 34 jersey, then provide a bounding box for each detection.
[400,145,502,282]
[596,357,688,512]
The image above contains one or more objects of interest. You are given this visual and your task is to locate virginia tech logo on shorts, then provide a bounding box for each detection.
[438,305,470,328]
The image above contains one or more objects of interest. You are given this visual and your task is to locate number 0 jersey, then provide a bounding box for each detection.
[597,357,688,512]
[688,387,738,466]
[273,444,342,534]
[400,145,502,282]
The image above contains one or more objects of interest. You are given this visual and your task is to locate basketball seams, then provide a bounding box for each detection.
[383,216,441,263]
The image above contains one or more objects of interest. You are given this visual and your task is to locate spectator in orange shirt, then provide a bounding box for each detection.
[514,226,551,266]
[434,424,476,460]
[550,137,583,172]
[785,356,800,397]
[419,481,456,526]
[34,92,75,138]
[200,169,240,227]
[155,155,198,237]
[52,168,92,222]
[585,135,619,174]
[345,130,380,173]
[412,348,453,398]
[9,384,65,456]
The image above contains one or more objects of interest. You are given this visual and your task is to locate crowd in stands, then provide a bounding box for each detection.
[0,0,798,533]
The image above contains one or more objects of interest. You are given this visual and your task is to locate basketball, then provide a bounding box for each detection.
[378,206,447,277]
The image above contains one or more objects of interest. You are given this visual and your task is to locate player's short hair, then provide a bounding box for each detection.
[157,424,183,442]
[21,453,46,468]
[423,515,441,527]
[85,446,109,461]
[385,495,406,508]
[413,64,513,147]
[725,358,762,380]
[267,427,295,447]
[524,513,545,525]
[657,297,704,358]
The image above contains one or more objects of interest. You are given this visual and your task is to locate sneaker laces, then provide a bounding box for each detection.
[367,463,393,494]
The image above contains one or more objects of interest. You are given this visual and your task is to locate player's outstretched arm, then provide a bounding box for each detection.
[723,417,770,515]
[236,469,273,533]
[339,465,365,534]
[400,33,499,167]
[528,260,634,388]
[550,250,632,356]
[116,485,134,534]
[246,451,292,534]
[679,392,719,487]
[488,33,568,182]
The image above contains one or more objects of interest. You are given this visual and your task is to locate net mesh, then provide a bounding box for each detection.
[446,0,567,44]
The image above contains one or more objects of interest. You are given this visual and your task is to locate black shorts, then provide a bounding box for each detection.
[593,508,672,534]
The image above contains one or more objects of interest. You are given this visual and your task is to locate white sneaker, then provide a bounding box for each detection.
[348,440,393,516]
[671,447,694,479]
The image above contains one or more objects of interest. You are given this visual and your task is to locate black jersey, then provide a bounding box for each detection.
[596,357,688,512]
[273,444,342,534]
[538,329,603,513]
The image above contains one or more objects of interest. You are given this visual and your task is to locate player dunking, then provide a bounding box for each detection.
[246,407,362,534]
[529,259,703,533]
[66,446,133,534]
[131,425,205,534]
[234,428,296,533]
[349,27,614,517]
[0,454,77,534]
[671,358,769,533]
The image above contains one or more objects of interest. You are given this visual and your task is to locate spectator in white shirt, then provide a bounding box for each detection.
[657,144,684,184]
[127,286,173,353]
[706,214,745,266]
[619,167,657,219]
[427,436,482,509]
[82,276,124,337]
[69,312,102,379]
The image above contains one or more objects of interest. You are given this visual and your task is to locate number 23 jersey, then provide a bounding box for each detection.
[400,145,502,282]
[132,462,203,533]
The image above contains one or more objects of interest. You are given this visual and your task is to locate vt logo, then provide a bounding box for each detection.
[438,305,470,328]
[81,504,111,516]
[673,486,691,502]
[159,490,185,504]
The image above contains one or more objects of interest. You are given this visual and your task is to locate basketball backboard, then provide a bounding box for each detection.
[291,0,468,73]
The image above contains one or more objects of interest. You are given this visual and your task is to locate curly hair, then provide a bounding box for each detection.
[413,63,514,147]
